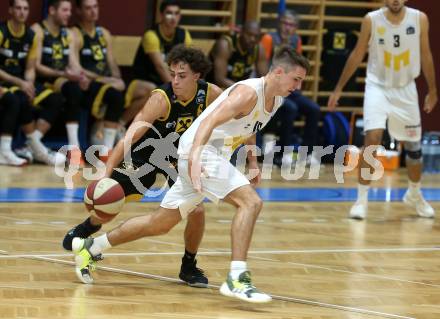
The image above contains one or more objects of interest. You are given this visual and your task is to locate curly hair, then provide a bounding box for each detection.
[167,45,212,78]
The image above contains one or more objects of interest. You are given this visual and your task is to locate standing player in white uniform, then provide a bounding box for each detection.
[328,0,437,220]
[72,47,309,303]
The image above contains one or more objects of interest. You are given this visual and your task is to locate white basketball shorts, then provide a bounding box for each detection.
[160,149,250,218]
[363,80,421,141]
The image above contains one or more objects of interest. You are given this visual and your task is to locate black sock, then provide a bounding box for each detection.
[182,249,196,265]
[83,217,102,232]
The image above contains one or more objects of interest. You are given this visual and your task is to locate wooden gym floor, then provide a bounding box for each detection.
[0,165,439,319]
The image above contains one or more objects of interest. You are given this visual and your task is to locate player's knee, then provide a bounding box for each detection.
[190,205,205,218]
[150,211,179,235]
[364,135,382,146]
[39,93,64,124]
[241,194,263,214]
[187,206,205,226]
[404,141,422,164]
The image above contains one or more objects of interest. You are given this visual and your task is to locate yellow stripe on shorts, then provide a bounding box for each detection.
[91,83,112,119]
[124,79,138,108]
[33,88,54,107]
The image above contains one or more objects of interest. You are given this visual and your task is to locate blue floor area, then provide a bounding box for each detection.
[0,187,439,203]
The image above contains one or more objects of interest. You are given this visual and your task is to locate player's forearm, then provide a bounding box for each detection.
[157,64,172,83]
[245,135,258,166]
[422,52,438,94]
[105,139,124,176]
[0,70,24,87]
[24,68,35,83]
[83,69,100,80]
[109,61,122,80]
[334,52,364,91]
[215,76,235,90]
[190,120,214,157]
[36,64,64,79]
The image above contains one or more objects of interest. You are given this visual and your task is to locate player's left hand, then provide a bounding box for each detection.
[424,92,438,113]
[248,161,261,187]
[188,151,203,193]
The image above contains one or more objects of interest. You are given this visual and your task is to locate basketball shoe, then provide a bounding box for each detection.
[219,271,272,303]
[62,218,102,251]
[179,259,208,288]
[403,189,435,218]
[349,201,367,220]
[72,237,103,284]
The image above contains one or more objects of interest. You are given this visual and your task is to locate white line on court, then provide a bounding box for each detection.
[2,246,439,259]
[2,245,439,289]
[10,254,416,319]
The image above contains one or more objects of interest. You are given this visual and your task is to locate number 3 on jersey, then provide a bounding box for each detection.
[393,35,400,48]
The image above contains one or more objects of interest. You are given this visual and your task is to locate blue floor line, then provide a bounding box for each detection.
[0,187,439,203]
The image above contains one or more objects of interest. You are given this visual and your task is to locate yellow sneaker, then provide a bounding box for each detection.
[219,271,271,303]
[72,237,102,284]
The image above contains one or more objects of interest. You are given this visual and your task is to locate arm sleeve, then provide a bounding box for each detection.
[297,36,303,55]
[260,34,273,60]
[142,31,161,53]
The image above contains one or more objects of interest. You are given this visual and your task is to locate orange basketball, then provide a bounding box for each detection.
[84,178,125,223]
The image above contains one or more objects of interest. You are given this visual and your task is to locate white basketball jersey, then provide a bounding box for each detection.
[178,77,284,159]
[366,7,421,88]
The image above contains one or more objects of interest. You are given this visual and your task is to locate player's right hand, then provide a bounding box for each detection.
[19,80,35,100]
[65,67,82,82]
[327,91,341,112]
[188,151,203,193]
[79,74,91,91]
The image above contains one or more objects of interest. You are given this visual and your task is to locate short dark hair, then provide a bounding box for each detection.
[160,0,180,13]
[9,0,29,7]
[167,45,211,77]
[272,46,310,73]
[48,0,70,9]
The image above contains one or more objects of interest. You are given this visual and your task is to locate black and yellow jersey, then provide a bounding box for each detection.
[212,33,258,82]
[130,79,211,164]
[76,25,110,76]
[0,20,36,83]
[132,24,191,85]
[38,21,70,83]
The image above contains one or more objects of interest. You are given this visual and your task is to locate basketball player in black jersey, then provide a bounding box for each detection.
[32,0,90,165]
[73,0,125,160]
[0,0,66,166]
[123,0,192,128]
[63,45,223,287]
[207,21,268,89]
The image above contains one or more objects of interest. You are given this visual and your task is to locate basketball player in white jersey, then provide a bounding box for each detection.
[72,47,309,303]
[328,0,437,220]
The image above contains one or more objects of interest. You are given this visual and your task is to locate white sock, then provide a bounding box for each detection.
[408,181,421,194]
[0,136,13,152]
[357,183,370,203]
[103,128,117,149]
[34,130,43,140]
[230,261,247,280]
[89,233,112,256]
[26,131,48,155]
[66,123,80,147]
